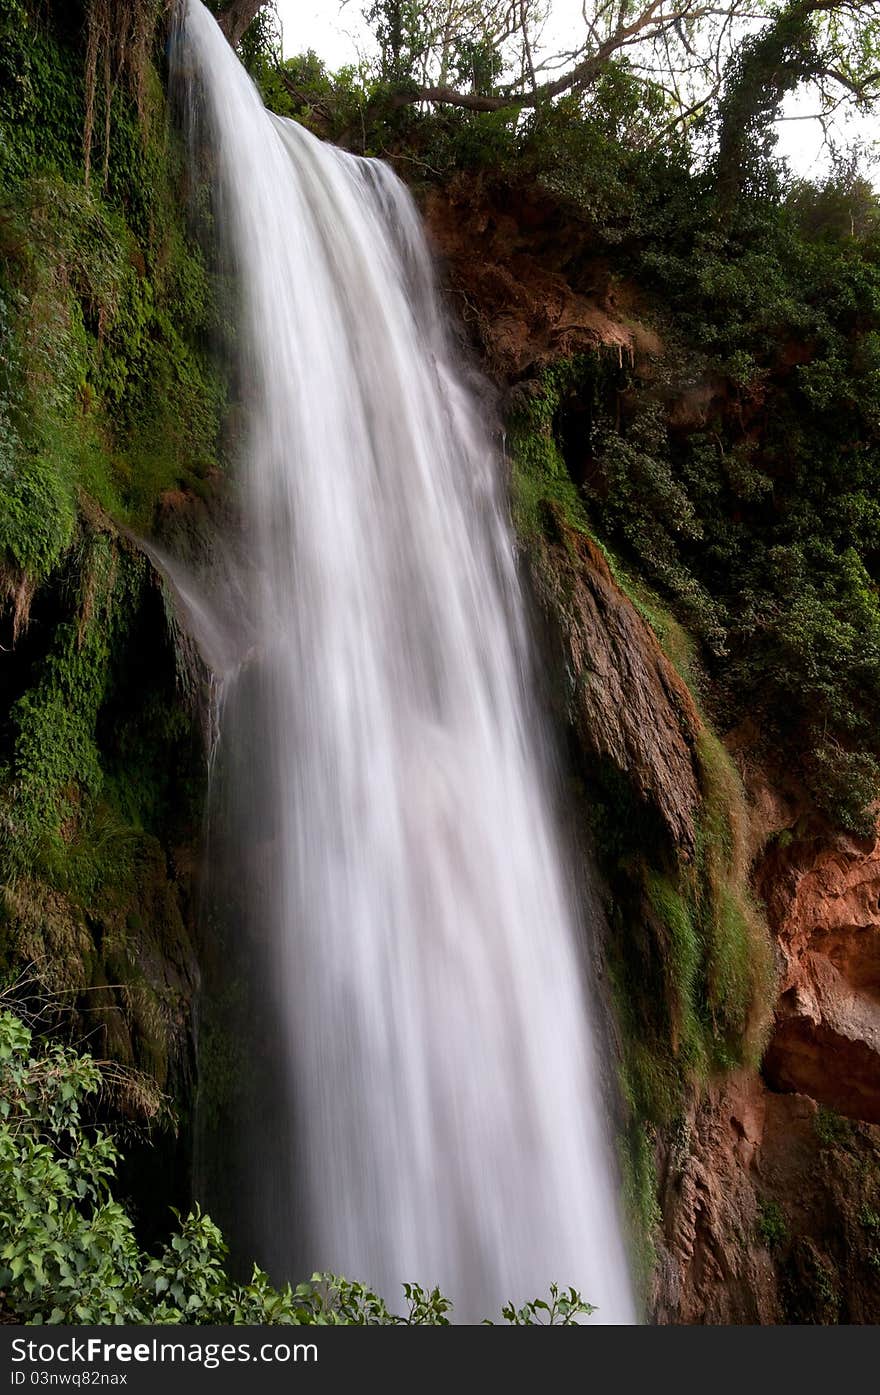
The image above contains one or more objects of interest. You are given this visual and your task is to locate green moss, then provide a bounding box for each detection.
[0,11,215,1095]
[0,448,78,578]
[815,1106,856,1150]
[614,774,771,1126]
[644,869,707,1073]
[0,18,226,579]
[618,1119,661,1296]
[4,536,135,871]
[506,355,609,540]
[510,365,776,1288]
[0,11,84,186]
[0,533,201,1086]
[1,519,201,878]
[694,727,775,1066]
[567,571,774,1122]
[756,1198,788,1251]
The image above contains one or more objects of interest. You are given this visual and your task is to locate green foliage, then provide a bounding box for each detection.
[0,447,78,582]
[519,167,880,834]
[248,49,373,144]
[512,82,692,240]
[0,9,83,187]
[366,0,430,85]
[8,535,118,863]
[4,0,876,1318]
[511,358,778,1292]
[0,517,203,1095]
[781,1239,842,1324]
[489,1284,595,1325]
[0,1007,590,1325]
[815,1106,856,1149]
[513,364,775,1280]
[0,525,197,876]
[0,8,220,1075]
[0,13,225,572]
[507,359,595,539]
[715,2,820,207]
[450,34,503,96]
[231,5,369,137]
[255,35,696,203]
[618,1119,661,1292]
[756,1198,789,1250]
[365,30,874,837]
[511,363,774,1119]
[235,0,283,73]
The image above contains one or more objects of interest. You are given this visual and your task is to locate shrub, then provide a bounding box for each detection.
[0,1007,594,1325]
[756,1199,789,1251]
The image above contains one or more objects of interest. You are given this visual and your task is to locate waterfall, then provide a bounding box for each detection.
[175,0,636,1324]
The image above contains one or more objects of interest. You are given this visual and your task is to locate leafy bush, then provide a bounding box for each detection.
[0,1007,595,1325]
[756,1198,789,1251]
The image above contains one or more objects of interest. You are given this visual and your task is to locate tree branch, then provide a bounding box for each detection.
[360,0,879,120]
[817,64,880,97]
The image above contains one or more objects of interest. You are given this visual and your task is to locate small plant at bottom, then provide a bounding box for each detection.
[488,1284,596,1325]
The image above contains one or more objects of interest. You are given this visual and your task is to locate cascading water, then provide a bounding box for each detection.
[175,0,636,1323]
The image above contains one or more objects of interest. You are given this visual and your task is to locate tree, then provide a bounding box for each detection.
[362,0,544,92]
[716,0,880,204]
[215,0,270,48]
[240,0,878,141]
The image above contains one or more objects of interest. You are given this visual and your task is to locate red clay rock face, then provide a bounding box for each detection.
[655,1073,880,1324]
[421,178,660,380]
[752,810,880,1126]
[653,769,880,1323]
[764,1007,880,1124]
[529,512,702,856]
[414,174,880,1319]
[654,1073,779,1324]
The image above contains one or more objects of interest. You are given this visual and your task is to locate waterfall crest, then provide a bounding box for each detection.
[176,0,636,1324]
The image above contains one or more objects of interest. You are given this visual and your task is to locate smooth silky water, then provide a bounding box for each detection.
[173,0,636,1324]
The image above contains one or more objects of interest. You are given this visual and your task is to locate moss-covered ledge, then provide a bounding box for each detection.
[507,356,776,1291]
[0,3,223,1122]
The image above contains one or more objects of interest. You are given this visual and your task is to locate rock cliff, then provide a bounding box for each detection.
[421,174,880,1323]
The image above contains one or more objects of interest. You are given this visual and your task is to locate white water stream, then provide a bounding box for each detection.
[176,0,635,1323]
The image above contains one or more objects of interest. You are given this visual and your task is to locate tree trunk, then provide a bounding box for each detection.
[216,0,269,48]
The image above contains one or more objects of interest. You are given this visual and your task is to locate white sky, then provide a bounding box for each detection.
[274,0,876,180]
[275,0,374,68]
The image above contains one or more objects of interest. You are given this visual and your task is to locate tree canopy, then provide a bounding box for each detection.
[231,0,880,146]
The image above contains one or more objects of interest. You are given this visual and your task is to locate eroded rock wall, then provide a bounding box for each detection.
[420,178,880,1322]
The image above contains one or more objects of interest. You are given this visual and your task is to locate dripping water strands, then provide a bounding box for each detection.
[137,533,252,766]
[173,0,637,1324]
